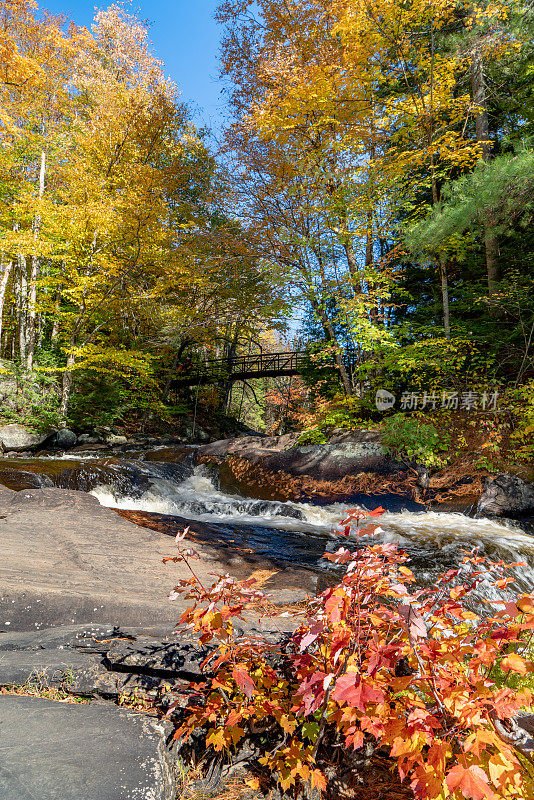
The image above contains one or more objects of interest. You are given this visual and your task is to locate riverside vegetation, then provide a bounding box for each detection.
[0,0,532,469]
[0,1,534,797]
[166,509,534,800]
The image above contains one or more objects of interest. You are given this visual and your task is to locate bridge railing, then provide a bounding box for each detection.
[207,351,307,376]
[172,349,361,385]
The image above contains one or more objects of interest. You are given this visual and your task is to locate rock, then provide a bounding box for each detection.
[477,473,534,519]
[198,431,397,481]
[0,695,175,800]
[0,487,192,630]
[106,633,210,678]
[105,433,128,445]
[416,465,430,490]
[0,467,54,490]
[0,486,307,631]
[181,419,210,442]
[77,433,99,444]
[0,374,17,397]
[55,428,78,448]
[70,442,109,452]
[0,423,52,452]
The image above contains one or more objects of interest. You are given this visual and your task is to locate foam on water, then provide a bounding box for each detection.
[89,466,534,589]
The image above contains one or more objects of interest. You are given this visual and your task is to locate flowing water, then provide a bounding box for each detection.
[2,446,534,595]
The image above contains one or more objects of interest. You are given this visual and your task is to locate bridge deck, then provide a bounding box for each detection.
[170,350,348,387]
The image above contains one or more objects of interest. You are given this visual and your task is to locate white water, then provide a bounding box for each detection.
[90,465,534,591]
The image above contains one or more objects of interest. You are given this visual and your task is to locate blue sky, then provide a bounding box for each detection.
[43,0,227,132]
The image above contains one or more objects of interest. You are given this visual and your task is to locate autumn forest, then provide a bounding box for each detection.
[0,0,533,455]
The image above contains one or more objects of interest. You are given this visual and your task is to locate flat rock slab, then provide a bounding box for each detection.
[0,487,311,632]
[0,695,173,799]
[0,487,220,631]
[0,648,92,688]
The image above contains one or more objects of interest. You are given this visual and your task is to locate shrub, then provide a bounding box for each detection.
[381,413,451,468]
[508,380,534,463]
[296,395,368,444]
[166,512,534,800]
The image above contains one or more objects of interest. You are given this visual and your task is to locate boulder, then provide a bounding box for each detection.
[198,431,397,480]
[181,419,210,442]
[476,473,534,519]
[0,423,52,452]
[0,373,17,399]
[105,433,128,445]
[77,433,99,444]
[55,428,78,448]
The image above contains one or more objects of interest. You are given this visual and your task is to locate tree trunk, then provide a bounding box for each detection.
[323,318,352,395]
[60,351,76,420]
[471,47,499,304]
[51,288,61,347]
[343,240,362,296]
[26,151,46,372]
[366,212,380,326]
[0,257,13,352]
[439,256,451,340]
[17,256,28,363]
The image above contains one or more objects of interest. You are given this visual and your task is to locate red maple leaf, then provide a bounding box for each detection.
[232,666,256,699]
[446,765,496,800]
[331,673,384,711]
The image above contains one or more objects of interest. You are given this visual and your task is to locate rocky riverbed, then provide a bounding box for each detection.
[1,428,534,799]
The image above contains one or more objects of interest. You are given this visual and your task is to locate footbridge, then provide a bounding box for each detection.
[171,350,356,387]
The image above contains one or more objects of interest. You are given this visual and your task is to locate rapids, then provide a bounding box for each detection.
[1,447,534,594]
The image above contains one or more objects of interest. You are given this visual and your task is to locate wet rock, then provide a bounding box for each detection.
[477,473,534,519]
[0,423,53,452]
[198,431,398,481]
[0,467,54,490]
[0,695,175,800]
[55,428,78,448]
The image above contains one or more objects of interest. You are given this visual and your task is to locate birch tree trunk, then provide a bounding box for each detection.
[0,257,13,353]
[440,256,451,340]
[50,286,62,347]
[17,256,28,363]
[60,351,76,419]
[26,150,46,371]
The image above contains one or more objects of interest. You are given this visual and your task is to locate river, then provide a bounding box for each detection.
[1,445,534,597]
